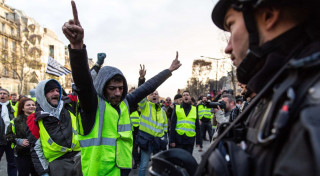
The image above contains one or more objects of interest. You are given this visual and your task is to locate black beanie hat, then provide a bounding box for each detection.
[174,94,182,100]
[45,80,59,95]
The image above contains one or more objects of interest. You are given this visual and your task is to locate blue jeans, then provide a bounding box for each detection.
[0,142,17,176]
[139,145,160,176]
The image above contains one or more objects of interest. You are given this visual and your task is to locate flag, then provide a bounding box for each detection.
[45,56,71,77]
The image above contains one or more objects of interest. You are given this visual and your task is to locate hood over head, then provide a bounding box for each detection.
[94,66,128,103]
[36,79,63,119]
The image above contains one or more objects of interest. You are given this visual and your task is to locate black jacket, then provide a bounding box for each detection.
[243,26,320,176]
[169,102,201,145]
[0,103,14,145]
[6,114,31,156]
[26,78,79,176]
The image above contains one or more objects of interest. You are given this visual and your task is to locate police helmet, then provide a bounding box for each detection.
[211,0,320,84]
[149,148,198,176]
[212,0,319,30]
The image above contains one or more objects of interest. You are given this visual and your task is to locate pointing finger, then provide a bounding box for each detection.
[176,51,179,60]
[71,0,80,25]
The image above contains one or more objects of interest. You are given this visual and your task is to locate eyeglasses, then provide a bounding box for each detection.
[166,99,171,101]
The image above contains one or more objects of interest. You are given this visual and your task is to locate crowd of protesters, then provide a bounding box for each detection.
[2,0,320,175]
[0,79,250,176]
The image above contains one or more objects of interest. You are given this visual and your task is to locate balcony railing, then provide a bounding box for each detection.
[0,30,21,42]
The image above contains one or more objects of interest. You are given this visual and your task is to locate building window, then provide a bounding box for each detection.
[2,37,8,49]
[3,67,8,77]
[1,23,5,33]
[49,45,54,58]
[12,41,16,51]
[12,54,16,63]
[11,27,14,36]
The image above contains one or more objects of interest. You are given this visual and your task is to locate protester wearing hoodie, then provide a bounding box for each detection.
[62,2,181,175]
[26,79,81,176]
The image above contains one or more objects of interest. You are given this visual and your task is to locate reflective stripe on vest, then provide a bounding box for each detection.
[139,101,167,137]
[198,105,213,119]
[10,101,18,118]
[10,120,15,149]
[38,110,80,162]
[130,111,140,128]
[10,120,15,134]
[78,97,133,176]
[175,105,197,137]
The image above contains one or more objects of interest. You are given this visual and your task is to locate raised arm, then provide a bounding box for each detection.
[127,52,182,107]
[138,64,146,87]
[62,0,97,134]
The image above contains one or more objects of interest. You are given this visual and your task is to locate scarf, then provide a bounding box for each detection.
[0,101,10,133]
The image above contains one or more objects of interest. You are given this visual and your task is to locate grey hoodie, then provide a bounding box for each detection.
[69,47,172,134]
[35,79,63,119]
[94,66,128,103]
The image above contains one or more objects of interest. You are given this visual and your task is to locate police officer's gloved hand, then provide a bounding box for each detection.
[97,53,106,66]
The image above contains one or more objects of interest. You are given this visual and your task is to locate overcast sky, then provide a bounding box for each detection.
[7,0,227,98]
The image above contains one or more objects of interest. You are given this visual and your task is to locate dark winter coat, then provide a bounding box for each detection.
[244,26,320,176]
[169,102,201,145]
[6,114,31,156]
[0,103,14,145]
[26,79,78,175]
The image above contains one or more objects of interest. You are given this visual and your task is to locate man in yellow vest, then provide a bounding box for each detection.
[137,90,168,176]
[62,2,181,175]
[198,96,214,141]
[9,93,18,118]
[197,96,214,152]
[26,79,81,176]
[170,90,201,154]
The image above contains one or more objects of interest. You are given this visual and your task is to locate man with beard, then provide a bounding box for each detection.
[62,1,181,175]
[137,90,168,176]
[194,0,320,175]
[9,93,18,117]
[26,79,81,176]
[238,82,256,112]
[0,88,17,176]
[169,90,201,154]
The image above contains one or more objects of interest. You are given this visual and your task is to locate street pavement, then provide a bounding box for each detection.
[0,141,212,176]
